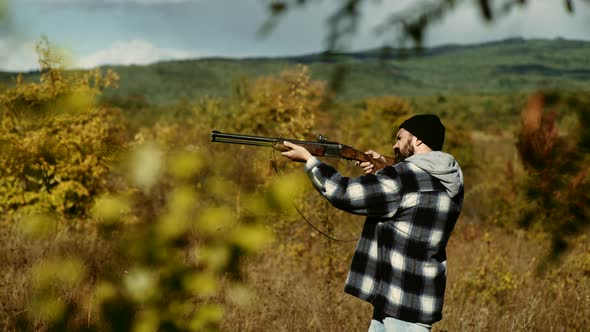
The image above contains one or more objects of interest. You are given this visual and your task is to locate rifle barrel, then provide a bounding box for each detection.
[210,130,342,155]
[211,130,278,144]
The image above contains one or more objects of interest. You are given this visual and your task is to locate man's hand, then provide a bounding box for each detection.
[281,141,313,162]
[359,150,385,174]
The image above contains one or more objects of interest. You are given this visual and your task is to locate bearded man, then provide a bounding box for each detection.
[281,114,464,331]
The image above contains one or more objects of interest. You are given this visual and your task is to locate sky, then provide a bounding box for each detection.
[1,0,589,72]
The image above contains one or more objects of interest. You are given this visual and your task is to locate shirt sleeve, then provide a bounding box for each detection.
[304,157,403,217]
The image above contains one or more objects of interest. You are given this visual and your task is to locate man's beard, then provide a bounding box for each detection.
[394,141,414,163]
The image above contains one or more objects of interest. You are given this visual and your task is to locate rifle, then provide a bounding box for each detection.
[210,130,395,171]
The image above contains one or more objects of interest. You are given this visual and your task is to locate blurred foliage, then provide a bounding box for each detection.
[515,92,590,266]
[263,0,580,50]
[11,142,279,331]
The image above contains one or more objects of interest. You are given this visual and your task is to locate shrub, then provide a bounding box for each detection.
[233,64,327,139]
[0,38,124,221]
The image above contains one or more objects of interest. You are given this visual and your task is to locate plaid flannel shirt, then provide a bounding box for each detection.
[304,156,463,324]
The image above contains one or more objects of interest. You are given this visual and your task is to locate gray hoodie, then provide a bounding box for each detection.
[405,151,464,198]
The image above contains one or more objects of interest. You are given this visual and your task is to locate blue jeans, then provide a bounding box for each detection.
[368,318,432,332]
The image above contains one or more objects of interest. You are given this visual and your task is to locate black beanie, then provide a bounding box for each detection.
[399,114,445,151]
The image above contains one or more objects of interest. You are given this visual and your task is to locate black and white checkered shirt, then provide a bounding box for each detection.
[304,155,464,324]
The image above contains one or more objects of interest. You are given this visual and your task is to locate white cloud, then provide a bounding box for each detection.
[0,37,40,72]
[77,39,207,69]
[0,38,208,72]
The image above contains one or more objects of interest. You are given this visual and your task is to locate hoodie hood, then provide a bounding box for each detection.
[405,151,464,197]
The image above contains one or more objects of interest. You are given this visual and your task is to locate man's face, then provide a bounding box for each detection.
[393,128,415,163]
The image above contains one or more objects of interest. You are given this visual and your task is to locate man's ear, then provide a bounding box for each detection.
[413,136,423,146]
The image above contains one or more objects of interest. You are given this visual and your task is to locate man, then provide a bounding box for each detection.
[281,114,464,331]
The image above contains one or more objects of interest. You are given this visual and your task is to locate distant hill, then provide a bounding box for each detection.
[1,38,589,104]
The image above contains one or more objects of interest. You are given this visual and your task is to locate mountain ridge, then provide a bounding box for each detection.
[1,37,589,103]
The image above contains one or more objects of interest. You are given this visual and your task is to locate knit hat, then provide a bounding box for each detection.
[399,114,445,151]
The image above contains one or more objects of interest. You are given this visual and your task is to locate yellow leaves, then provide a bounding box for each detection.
[168,150,204,180]
[28,297,67,324]
[266,171,308,210]
[197,206,235,234]
[36,35,66,72]
[230,224,274,253]
[236,64,326,139]
[498,271,517,292]
[189,304,225,331]
[19,213,57,238]
[129,142,164,190]
[240,193,268,218]
[157,186,199,240]
[85,68,120,90]
[31,257,87,290]
[132,310,160,332]
[94,281,118,303]
[167,185,198,215]
[92,194,130,224]
[183,273,218,297]
[49,180,90,213]
[197,205,273,252]
[206,178,234,201]
[196,245,230,271]
[53,90,97,116]
[124,268,158,303]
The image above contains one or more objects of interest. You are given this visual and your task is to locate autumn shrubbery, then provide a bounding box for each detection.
[0,38,124,222]
[232,64,326,139]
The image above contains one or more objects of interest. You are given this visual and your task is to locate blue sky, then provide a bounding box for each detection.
[1,0,590,71]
